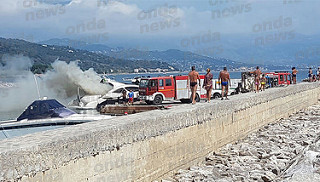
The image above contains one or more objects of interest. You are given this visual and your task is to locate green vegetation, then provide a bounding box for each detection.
[0,38,176,74]
[30,64,53,74]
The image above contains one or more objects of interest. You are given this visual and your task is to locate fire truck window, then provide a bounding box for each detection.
[159,79,164,87]
[280,75,283,81]
[165,79,172,86]
[139,80,148,88]
[149,80,157,87]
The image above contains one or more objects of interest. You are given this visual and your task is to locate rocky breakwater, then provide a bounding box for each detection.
[168,102,320,182]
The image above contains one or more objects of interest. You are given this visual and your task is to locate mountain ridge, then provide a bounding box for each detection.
[39,38,257,71]
[0,37,176,74]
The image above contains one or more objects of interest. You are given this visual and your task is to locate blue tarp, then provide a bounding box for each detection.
[17,99,76,121]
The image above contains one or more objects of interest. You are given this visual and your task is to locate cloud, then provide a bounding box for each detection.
[0,0,319,49]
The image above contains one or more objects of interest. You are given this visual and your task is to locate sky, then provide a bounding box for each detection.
[0,0,319,52]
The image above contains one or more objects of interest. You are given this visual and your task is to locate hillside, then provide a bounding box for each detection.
[0,38,176,73]
[39,38,254,71]
[42,33,320,69]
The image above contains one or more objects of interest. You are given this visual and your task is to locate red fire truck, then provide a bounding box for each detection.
[240,71,292,92]
[264,71,291,87]
[139,75,207,105]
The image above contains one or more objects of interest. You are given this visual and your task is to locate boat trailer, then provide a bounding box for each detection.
[100,105,170,115]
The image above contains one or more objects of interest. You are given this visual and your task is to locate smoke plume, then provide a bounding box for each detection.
[0,55,112,115]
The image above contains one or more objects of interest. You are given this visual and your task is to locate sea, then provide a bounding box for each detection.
[107,70,310,84]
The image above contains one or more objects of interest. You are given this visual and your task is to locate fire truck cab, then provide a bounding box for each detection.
[139,75,206,105]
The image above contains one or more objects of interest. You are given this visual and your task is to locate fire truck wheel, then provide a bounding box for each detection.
[195,93,200,102]
[153,95,163,105]
[213,93,221,99]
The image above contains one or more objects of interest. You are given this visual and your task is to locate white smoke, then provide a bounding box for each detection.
[43,60,111,97]
[0,55,39,114]
[0,55,112,115]
[0,54,33,75]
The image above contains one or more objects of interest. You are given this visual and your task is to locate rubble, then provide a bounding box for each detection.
[169,103,320,182]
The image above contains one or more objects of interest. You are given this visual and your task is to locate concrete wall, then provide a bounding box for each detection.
[0,82,319,182]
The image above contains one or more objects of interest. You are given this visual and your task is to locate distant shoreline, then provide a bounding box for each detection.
[102,71,187,76]
[102,70,258,76]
